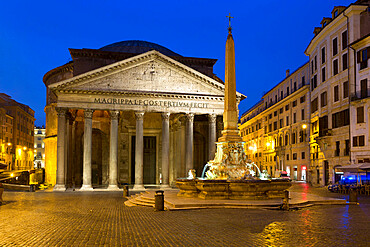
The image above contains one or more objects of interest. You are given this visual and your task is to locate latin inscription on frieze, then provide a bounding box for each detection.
[94,98,209,108]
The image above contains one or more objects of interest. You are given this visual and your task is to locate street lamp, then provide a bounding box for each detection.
[302,124,307,129]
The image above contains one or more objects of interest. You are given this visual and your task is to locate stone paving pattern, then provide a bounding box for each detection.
[0,183,369,246]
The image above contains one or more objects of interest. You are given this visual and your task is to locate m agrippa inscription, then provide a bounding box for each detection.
[94,98,209,109]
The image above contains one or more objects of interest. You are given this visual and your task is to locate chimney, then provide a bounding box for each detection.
[286,69,290,77]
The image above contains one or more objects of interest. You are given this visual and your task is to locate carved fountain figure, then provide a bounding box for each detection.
[176,15,291,199]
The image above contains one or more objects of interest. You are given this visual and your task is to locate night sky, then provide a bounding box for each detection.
[0,0,354,126]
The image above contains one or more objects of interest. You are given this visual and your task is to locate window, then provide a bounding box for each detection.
[275,95,277,103]
[287,154,290,161]
[335,141,340,156]
[311,60,314,74]
[274,111,277,117]
[285,104,289,111]
[302,76,305,85]
[292,100,297,107]
[286,116,289,126]
[268,124,272,132]
[314,56,317,71]
[342,30,347,50]
[280,91,283,99]
[334,10,338,17]
[294,82,297,91]
[299,130,306,142]
[300,96,305,103]
[361,79,368,98]
[334,86,339,102]
[357,48,368,70]
[343,81,349,99]
[321,91,327,107]
[293,113,296,123]
[37,144,42,148]
[287,87,290,96]
[353,135,365,147]
[302,152,305,160]
[293,153,297,160]
[321,47,326,64]
[333,38,338,56]
[285,134,289,145]
[332,109,350,128]
[357,106,364,123]
[279,119,283,128]
[301,109,305,120]
[273,121,277,131]
[292,132,296,144]
[311,75,317,91]
[269,114,272,119]
[280,108,283,114]
[342,53,348,70]
[322,67,326,82]
[311,97,318,113]
[333,59,338,75]
[345,140,350,156]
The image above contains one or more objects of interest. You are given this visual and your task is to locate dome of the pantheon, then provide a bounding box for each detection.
[99,40,181,57]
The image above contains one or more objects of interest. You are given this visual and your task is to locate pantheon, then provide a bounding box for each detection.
[43,40,245,190]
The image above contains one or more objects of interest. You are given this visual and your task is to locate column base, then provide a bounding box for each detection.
[53,184,66,191]
[80,184,94,191]
[132,184,145,191]
[107,184,120,191]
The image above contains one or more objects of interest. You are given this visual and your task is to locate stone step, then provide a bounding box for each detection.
[124,200,136,207]
[135,197,155,204]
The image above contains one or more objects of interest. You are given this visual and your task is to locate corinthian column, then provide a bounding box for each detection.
[208,114,217,160]
[185,113,194,173]
[161,112,170,188]
[108,111,119,190]
[133,112,145,190]
[81,109,94,191]
[54,108,67,191]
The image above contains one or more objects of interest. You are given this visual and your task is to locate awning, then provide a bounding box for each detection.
[336,163,370,172]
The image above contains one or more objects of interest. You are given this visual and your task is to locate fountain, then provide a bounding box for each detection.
[176,15,291,200]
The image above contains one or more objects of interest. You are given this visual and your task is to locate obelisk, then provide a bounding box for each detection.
[218,14,242,143]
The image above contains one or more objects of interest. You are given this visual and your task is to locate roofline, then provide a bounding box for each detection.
[241,99,264,118]
[262,62,309,97]
[305,2,369,55]
[349,32,370,46]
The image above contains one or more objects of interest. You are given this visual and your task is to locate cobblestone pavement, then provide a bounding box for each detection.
[0,183,369,247]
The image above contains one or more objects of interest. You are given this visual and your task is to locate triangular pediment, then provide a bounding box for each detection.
[50,50,231,97]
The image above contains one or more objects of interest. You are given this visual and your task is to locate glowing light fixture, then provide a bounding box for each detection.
[23,146,27,151]
[7,143,12,146]
[10,173,14,177]
[302,124,307,129]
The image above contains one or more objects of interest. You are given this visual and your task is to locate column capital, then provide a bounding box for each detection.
[56,107,67,116]
[84,109,94,119]
[185,113,194,122]
[208,113,217,123]
[110,110,120,120]
[135,111,145,121]
[161,112,170,121]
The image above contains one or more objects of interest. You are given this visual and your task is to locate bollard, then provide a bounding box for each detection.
[123,185,129,197]
[155,190,164,211]
[349,188,358,203]
[0,183,3,205]
[282,190,289,210]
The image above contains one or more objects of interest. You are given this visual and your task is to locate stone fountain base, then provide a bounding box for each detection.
[176,178,292,200]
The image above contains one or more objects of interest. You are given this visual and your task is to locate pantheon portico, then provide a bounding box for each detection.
[43,41,245,190]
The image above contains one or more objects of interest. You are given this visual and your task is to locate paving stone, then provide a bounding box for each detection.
[0,184,369,246]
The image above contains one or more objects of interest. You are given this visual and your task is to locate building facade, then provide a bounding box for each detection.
[240,64,310,181]
[44,41,244,190]
[34,126,46,168]
[0,93,35,170]
[305,1,370,186]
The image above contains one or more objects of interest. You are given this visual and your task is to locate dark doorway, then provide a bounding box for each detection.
[324,160,329,185]
[194,132,206,177]
[316,168,320,185]
[92,129,103,187]
[131,136,156,184]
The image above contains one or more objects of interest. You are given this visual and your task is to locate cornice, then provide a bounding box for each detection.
[55,89,225,101]
[43,62,74,84]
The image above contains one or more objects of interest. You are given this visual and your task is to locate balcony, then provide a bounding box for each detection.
[318,129,332,138]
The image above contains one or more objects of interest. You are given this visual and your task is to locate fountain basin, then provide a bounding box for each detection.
[176,178,199,197]
[176,178,291,200]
